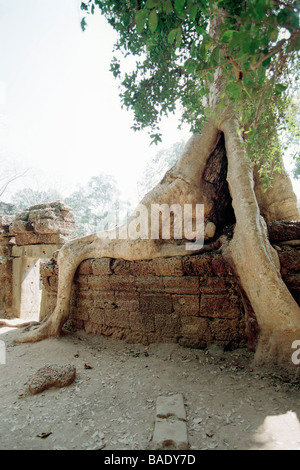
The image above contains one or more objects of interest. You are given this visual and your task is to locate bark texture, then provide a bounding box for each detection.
[221,119,300,368]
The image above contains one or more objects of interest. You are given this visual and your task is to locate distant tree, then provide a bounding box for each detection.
[11,188,62,211]
[0,201,17,215]
[137,140,185,197]
[0,164,28,200]
[294,160,300,179]
[65,173,127,236]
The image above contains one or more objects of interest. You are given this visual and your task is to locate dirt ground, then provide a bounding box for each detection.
[1,325,300,451]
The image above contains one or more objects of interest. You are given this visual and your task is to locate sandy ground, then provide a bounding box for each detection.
[1,325,300,451]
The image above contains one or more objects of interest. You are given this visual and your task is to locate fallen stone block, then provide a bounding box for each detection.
[151,394,189,450]
[156,394,187,421]
[152,418,189,450]
[27,364,76,394]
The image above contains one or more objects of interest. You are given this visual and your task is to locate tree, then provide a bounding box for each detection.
[137,140,185,197]
[294,160,300,178]
[11,188,62,211]
[65,174,127,236]
[15,0,300,373]
[0,163,29,211]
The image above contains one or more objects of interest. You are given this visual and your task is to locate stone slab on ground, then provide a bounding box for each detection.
[151,394,188,450]
[156,393,187,421]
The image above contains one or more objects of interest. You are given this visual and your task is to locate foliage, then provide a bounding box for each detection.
[137,140,185,197]
[294,159,300,178]
[11,188,62,211]
[81,0,299,183]
[0,165,28,199]
[65,174,130,236]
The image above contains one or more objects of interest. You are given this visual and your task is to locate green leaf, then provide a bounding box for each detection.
[189,4,198,20]
[175,0,185,15]
[226,82,241,100]
[146,0,158,8]
[210,46,220,64]
[168,28,179,44]
[184,58,198,74]
[175,27,182,47]
[148,9,158,32]
[220,30,236,43]
[163,0,173,14]
[80,17,87,31]
[80,2,88,11]
[262,56,272,67]
[195,25,207,36]
[274,83,287,95]
[135,9,149,33]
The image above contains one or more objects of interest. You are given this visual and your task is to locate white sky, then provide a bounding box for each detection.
[0,0,190,205]
[0,0,299,205]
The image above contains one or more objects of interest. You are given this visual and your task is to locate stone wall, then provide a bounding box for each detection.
[0,202,75,319]
[0,215,14,315]
[40,239,300,350]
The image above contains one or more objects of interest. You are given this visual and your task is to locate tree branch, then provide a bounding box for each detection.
[250,31,299,71]
[0,169,29,198]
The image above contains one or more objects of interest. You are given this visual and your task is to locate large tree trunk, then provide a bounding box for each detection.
[221,118,300,369]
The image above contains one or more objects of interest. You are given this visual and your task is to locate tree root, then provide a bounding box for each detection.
[0,319,40,328]
[14,318,60,343]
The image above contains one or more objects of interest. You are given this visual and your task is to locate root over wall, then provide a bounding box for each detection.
[40,227,300,350]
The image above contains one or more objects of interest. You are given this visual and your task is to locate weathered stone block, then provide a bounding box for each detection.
[92,258,112,275]
[10,201,76,237]
[114,292,140,312]
[103,308,130,329]
[27,364,76,394]
[77,259,93,275]
[156,394,186,421]
[172,294,200,316]
[153,257,184,276]
[14,232,64,245]
[140,293,173,315]
[200,294,242,319]
[135,276,164,292]
[163,276,200,295]
[182,254,213,276]
[210,318,246,342]
[129,311,155,333]
[152,419,188,450]
[154,314,181,338]
[211,253,232,276]
[180,316,212,342]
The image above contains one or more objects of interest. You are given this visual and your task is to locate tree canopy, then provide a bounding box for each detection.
[81,0,299,184]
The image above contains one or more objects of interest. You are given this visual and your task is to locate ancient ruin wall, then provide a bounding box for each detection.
[0,202,76,319]
[40,234,300,349]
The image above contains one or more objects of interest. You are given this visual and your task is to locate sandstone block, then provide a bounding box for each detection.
[92,258,112,275]
[0,215,14,228]
[200,294,242,319]
[268,220,300,242]
[10,201,76,238]
[28,364,76,394]
[153,257,184,276]
[172,294,200,316]
[152,419,188,450]
[182,254,213,276]
[140,293,173,315]
[152,394,188,450]
[163,276,199,294]
[156,394,187,421]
